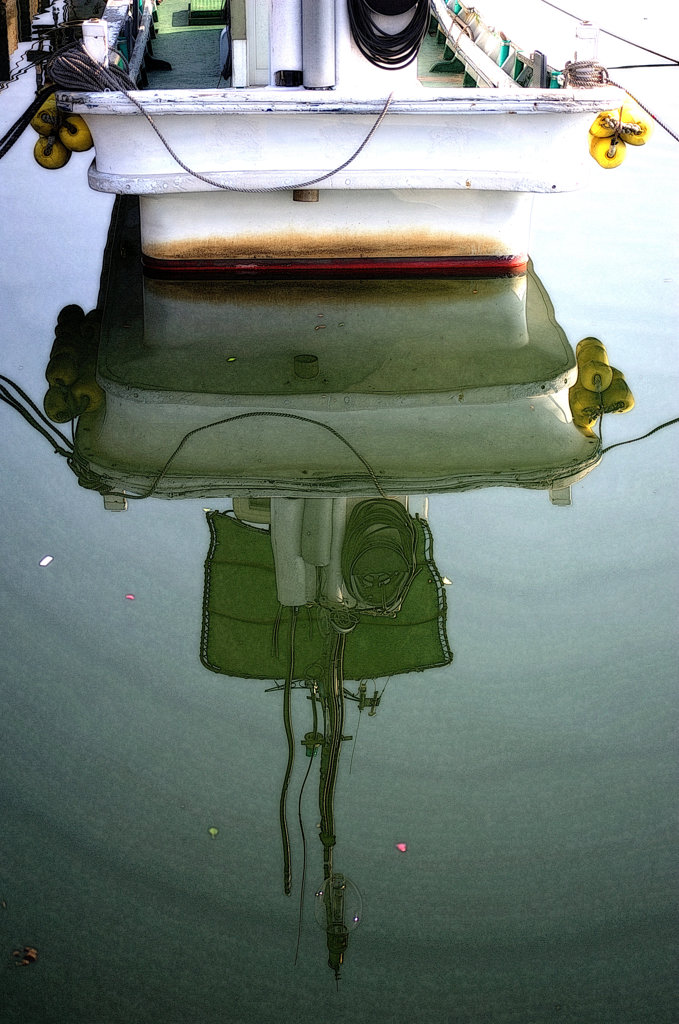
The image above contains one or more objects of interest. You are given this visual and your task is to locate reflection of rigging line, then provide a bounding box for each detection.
[600,416,679,455]
[348,709,361,775]
[122,411,387,500]
[320,629,347,882]
[0,376,73,455]
[294,684,318,966]
[280,607,298,897]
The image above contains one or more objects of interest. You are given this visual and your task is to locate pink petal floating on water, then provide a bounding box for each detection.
[125,594,135,600]
[395,842,408,853]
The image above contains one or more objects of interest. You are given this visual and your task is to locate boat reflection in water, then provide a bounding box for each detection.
[37,195,633,979]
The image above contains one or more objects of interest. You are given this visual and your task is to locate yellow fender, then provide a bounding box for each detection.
[57,304,86,328]
[601,368,635,414]
[576,337,609,364]
[70,356,105,413]
[29,96,59,136]
[58,115,94,153]
[618,101,654,147]
[575,337,613,392]
[34,135,71,170]
[589,133,626,169]
[569,383,602,429]
[45,351,80,387]
[43,385,83,423]
[589,109,619,139]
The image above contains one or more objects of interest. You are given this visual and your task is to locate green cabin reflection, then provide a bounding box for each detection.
[202,496,451,976]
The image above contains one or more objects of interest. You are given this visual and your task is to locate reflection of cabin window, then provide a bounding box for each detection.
[233,496,271,524]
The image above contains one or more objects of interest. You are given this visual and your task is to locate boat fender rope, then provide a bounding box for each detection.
[564,60,679,143]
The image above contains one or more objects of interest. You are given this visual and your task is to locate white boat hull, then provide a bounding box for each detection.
[55,0,624,271]
[138,187,532,271]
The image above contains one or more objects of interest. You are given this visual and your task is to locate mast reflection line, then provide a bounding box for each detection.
[280,606,299,898]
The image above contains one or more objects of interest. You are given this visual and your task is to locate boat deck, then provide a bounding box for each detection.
[147,0,224,88]
[145,3,464,90]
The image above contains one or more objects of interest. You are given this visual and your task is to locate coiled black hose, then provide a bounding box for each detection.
[347,0,430,69]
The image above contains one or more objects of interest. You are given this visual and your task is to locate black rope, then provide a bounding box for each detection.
[608,64,679,71]
[601,416,679,455]
[0,375,74,454]
[347,0,430,69]
[46,41,137,92]
[0,85,57,161]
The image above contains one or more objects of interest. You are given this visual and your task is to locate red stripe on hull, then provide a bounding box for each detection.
[141,254,528,280]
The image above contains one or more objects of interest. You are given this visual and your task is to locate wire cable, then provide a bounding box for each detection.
[46,43,394,193]
[122,410,386,500]
[539,0,678,64]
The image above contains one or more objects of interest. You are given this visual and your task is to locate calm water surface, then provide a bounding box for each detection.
[1,6,677,1022]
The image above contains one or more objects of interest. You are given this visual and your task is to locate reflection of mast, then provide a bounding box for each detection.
[316,612,356,978]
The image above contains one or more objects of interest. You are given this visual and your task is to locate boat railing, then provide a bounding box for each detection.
[98,0,153,83]
[431,0,565,89]
[430,0,520,88]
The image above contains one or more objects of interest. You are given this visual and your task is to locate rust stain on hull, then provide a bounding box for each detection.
[142,228,511,262]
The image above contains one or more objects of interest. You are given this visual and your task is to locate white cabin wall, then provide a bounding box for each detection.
[246,0,270,85]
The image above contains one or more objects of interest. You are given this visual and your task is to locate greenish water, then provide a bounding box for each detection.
[1,7,677,1022]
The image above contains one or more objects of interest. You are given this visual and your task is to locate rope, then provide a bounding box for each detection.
[601,416,679,456]
[563,60,679,143]
[0,375,73,454]
[46,43,394,193]
[126,411,387,500]
[539,0,679,65]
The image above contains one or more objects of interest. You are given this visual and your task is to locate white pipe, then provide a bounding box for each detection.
[269,0,303,86]
[302,0,336,89]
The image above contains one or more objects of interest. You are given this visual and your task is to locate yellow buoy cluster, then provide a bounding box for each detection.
[43,305,105,422]
[569,337,635,430]
[29,94,93,170]
[588,100,654,169]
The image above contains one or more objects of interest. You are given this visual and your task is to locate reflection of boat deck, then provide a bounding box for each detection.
[75,195,601,500]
